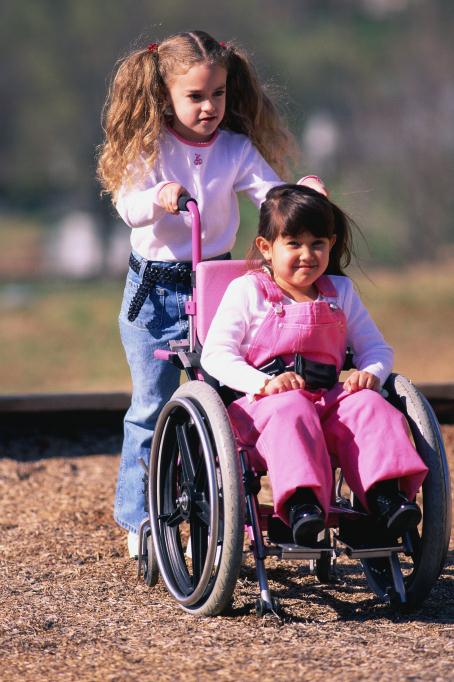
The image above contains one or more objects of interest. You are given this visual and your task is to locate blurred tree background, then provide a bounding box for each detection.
[2,0,454,265]
[1,0,453,391]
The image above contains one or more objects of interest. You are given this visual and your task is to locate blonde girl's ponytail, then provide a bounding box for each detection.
[97,46,167,198]
[222,44,297,179]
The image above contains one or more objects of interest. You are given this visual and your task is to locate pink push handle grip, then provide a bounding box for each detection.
[177,195,201,270]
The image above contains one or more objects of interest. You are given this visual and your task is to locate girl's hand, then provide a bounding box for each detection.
[261,371,306,396]
[158,182,189,214]
[343,370,380,393]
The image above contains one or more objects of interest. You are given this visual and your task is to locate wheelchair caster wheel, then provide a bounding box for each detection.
[386,586,405,608]
[315,554,337,584]
[143,530,159,588]
[255,597,280,617]
[314,532,337,584]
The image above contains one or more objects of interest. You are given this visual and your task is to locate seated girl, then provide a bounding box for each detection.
[201,184,428,546]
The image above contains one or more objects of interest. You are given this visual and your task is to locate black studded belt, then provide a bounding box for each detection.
[127,254,192,322]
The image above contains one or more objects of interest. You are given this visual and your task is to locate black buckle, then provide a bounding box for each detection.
[294,354,337,390]
[257,354,338,390]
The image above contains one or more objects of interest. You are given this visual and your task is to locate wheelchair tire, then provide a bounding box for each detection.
[361,373,451,609]
[315,530,337,584]
[149,381,245,615]
[143,529,159,588]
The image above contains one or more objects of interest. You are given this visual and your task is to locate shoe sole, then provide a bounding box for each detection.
[387,506,422,537]
[293,518,325,546]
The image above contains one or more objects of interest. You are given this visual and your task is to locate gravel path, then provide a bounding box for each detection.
[1,427,453,681]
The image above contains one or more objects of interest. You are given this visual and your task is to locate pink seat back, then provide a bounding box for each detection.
[196,260,248,345]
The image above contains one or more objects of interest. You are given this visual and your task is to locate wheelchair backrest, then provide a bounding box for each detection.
[195,260,248,345]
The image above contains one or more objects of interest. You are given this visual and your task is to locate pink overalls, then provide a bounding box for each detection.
[228,272,428,523]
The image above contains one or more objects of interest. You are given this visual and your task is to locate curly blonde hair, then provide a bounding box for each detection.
[97,31,297,199]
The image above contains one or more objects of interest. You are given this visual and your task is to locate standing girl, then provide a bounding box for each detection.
[201,184,428,545]
[97,30,323,555]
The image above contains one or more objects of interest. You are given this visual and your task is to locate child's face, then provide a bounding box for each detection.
[166,62,227,142]
[256,231,336,299]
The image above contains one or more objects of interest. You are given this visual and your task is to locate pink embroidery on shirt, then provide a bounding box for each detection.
[194,153,203,166]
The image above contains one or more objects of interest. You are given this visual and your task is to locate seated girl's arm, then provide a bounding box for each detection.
[200,277,273,396]
[340,277,394,390]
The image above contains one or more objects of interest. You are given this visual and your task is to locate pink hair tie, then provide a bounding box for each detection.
[219,41,227,48]
[147,43,159,53]
[297,175,329,197]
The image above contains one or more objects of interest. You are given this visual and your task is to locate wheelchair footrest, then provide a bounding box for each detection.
[339,540,403,559]
[273,544,332,561]
[337,512,403,557]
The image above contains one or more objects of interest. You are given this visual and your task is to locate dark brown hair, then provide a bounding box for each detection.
[247,184,356,275]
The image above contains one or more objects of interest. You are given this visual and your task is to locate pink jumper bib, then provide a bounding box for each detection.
[228,271,428,523]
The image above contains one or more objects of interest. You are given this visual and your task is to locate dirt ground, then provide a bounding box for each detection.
[1,427,453,682]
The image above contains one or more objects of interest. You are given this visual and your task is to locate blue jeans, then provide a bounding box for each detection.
[114,254,190,533]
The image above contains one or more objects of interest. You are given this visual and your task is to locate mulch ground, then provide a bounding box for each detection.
[1,426,453,682]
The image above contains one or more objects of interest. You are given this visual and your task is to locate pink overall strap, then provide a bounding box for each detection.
[315,275,337,297]
[248,269,283,303]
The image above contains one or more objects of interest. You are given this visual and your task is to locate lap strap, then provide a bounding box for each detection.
[258,353,338,391]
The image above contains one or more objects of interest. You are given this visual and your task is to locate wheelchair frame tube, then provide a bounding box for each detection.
[188,200,201,352]
[239,451,274,609]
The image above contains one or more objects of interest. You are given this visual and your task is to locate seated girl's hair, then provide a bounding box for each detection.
[247,184,356,276]
[97,30,296,198]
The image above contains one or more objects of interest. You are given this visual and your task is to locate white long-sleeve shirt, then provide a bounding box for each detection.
[115,127,282,262]
[200,273,394,396]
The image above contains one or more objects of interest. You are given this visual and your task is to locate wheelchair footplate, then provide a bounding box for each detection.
[335,513,404,559]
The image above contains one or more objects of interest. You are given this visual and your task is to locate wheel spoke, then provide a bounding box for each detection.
[190,516,208,585]
[165,507,185,528]
[176,423,196,484]
[194,494,210,526]
[193,455,207,490]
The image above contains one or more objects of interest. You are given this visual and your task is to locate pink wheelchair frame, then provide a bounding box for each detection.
[138,196,451,617]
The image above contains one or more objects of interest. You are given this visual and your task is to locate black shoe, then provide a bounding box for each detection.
[289,504,325,546]
[373,492,422,537]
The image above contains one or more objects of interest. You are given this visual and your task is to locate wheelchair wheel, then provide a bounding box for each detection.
[361,373,451,609]
[149,381,245,615]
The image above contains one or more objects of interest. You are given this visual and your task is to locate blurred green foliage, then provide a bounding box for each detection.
[2,260,453,392]
[1,0,453,264]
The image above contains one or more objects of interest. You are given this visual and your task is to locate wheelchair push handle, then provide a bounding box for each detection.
[177,194,201,270]
[177,194,197,212]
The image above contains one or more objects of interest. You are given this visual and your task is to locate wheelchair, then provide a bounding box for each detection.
[137,197,451,616]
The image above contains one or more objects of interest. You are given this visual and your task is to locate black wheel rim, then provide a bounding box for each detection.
[150,397,221,606]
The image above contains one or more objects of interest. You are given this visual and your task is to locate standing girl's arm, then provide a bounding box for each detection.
[233,137,283,206]
[232,138,329,207]
[115,163,168,227]
[116,170,188,227]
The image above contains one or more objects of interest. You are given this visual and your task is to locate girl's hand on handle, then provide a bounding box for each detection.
[158,182,189,214]
[260,371,306,396]
[343,370,380,393]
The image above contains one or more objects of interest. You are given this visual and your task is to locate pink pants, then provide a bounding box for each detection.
[228,384,428,523]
